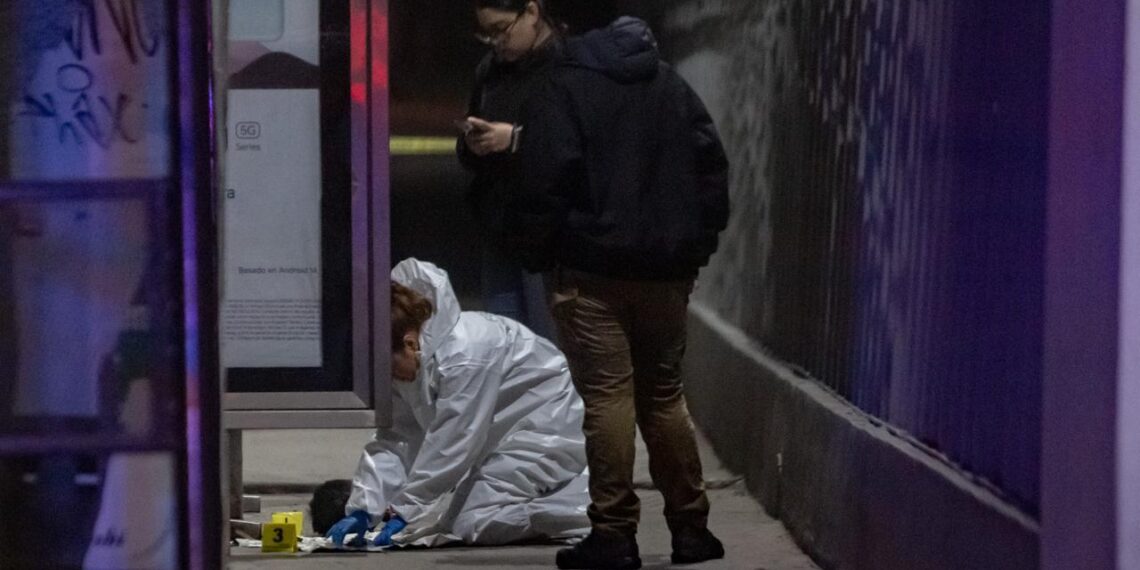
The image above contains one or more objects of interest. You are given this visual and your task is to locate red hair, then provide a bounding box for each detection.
[391,281,433,350]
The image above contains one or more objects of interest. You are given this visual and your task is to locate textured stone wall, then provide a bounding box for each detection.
[640,0,1049,513]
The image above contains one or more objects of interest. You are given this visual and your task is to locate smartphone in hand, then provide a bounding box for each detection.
[458,117,494,135]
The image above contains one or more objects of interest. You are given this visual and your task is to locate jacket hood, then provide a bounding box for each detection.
[390,258,461,361]
[565,16,659,83]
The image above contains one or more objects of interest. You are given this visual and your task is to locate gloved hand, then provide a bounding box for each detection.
[325,510,370,547]
[372,513,407,546]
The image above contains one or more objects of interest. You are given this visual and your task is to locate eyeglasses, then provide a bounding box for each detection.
[474,12,523,46]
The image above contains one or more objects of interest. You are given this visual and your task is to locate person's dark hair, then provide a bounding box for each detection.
[474,0,564,31]
[309,479,353,535]
[474,0,533,12]
[392,281,433,351]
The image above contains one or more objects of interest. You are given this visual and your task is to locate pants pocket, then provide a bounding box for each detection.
[547,271,585,355]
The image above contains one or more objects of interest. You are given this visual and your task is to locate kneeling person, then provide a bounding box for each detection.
[325,258,589,547]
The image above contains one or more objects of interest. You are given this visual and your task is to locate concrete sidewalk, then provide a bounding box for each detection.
[229,428,819,569]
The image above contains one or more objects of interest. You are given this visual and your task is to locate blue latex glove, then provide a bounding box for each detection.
[326,510,370,547]
[373,514,407,546]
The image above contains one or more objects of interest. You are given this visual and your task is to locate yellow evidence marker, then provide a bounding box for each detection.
[271,511,304,538]
[261,522,297,553]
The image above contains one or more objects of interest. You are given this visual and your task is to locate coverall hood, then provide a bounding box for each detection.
[390,258,461,364]
[565,16,659,83]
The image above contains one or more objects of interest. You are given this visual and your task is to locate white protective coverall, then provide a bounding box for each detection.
[346,258,590,546]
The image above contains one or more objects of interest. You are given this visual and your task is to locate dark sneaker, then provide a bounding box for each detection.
[671,526,725,564]
[556,532,642,569]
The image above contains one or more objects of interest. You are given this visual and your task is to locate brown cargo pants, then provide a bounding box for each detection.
[548,267,710,539]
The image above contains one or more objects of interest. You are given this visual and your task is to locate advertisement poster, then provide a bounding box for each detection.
[221,89,322,368]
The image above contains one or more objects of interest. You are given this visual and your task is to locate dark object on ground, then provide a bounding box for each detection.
[309,479,353,536]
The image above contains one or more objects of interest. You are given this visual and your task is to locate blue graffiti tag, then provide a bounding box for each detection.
[17,0,162,149]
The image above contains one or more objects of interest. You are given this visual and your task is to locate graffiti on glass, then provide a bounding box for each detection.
[17,0,161,149]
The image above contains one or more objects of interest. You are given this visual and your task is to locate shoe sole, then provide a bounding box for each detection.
[671,551,725,565]
[556,556,642,570]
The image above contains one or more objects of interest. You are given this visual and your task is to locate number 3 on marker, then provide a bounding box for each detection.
[260,522,296,552]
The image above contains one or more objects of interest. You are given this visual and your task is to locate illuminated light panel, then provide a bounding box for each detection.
[389,136,456,155]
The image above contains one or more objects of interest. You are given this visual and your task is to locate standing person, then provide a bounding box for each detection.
[324,258,590,548]
[457,0,563,341]
[510,16,731,570]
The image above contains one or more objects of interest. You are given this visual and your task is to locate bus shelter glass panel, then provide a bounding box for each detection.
[220,0,354,394]
[0,452,179,569]
[0,199,178,442]
[0,1,193,569]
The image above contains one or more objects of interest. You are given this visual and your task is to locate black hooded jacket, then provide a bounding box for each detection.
[510,17,730,280]
[457,41,564,245]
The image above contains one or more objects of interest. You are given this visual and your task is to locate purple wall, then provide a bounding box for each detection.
[636,0,1050,514]
[1040,0,1125,568]
[1121,3,1140,560]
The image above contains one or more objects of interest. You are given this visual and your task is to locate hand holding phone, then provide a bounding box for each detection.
[461,117,509,156]
[458,116,494,133]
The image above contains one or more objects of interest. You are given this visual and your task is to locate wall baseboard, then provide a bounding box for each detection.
[684,304,1039,570]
